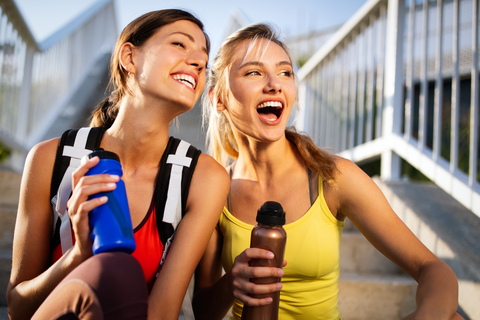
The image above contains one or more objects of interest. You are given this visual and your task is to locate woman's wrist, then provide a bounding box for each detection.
[222,270,236,302]
[68,243,92,267]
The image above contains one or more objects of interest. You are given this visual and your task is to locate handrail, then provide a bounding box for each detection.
[0,0,117,171]
[296,0,480,218]
[298,0,385,81]
[38,0,113,51]
[0,0,38,49]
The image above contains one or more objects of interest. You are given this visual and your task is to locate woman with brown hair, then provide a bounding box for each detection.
[7,9,229,320]
[193,23,462,320]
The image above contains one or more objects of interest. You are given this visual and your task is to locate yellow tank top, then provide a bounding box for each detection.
[219,178,344,320]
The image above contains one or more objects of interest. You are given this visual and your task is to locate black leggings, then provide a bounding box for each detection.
[32,252,148,320]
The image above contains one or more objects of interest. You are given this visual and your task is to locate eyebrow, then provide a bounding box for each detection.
[237,60,292,70]
[171,31,208,56]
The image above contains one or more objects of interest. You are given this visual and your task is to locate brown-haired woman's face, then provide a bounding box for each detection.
[132,20,209,113]
[223,39,295,142]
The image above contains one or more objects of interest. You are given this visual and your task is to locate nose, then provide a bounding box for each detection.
[186,48,207,71]
[264,73,282,93]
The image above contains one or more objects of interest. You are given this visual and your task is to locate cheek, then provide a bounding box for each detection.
[230,83,252,105]
[197,75,207,91]
[286,84,297,104]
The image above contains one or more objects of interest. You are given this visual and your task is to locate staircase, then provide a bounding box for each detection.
[0,169,22,319]
[0,168,478,319]
[338,218,417,319]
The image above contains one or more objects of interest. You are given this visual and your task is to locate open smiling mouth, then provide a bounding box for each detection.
[173,74,196,90]
[256,101,284,122]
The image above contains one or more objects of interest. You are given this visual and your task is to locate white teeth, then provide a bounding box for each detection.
[257,101,283,109]
[173,74,196,90]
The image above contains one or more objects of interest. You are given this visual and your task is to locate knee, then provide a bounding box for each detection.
[93,252,144,281]
[65,252,146,294]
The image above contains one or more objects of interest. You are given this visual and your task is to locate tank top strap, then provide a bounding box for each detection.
[228,167,233,213]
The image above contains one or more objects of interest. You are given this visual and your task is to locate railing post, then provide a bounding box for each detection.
[296,82,307,131]
[381,0,405,181]
[470,0,479,186]
[16,46,34,143]
[451,0,460,173]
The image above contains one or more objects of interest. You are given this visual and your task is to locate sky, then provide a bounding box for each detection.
[14,0,367,55]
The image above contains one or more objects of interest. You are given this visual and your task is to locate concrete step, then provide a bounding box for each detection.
[0,206,16,250]
[0,249,11,306]
[0,307,7,320]
[0,170,21,207]
[340,232,404,275]
[338,272,417,320]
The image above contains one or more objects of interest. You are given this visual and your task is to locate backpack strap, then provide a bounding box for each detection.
[50,127,106,253]
[154,137,201,246]
[163,140,193,229]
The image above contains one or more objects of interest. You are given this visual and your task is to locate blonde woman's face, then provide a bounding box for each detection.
[224,39,296,143]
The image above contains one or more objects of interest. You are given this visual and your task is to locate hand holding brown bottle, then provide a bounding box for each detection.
[229,248,286,307]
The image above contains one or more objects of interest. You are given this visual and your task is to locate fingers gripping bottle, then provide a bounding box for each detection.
[241,201,287,320]
[85,148,136,255]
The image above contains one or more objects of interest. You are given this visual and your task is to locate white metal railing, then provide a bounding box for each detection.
[297,0,480,218]
[0,0,117,170]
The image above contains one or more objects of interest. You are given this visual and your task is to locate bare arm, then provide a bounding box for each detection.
[333,157,461,320]
[147,154,230,320]
[192,226,234,320]
[7,139,120,320]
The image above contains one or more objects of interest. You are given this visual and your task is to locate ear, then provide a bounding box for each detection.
[209,89,226,112]
[119,42,135,74]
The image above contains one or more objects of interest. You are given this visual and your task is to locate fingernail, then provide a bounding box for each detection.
[110,175,120,181]
[266,298,273,303]
[100,196,108,202]
[277,283,283,290]
[266,252,274,259]
[106,183,116,188]
[278,269,284,276]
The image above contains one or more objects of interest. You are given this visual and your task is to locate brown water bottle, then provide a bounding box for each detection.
[241,201,287,320]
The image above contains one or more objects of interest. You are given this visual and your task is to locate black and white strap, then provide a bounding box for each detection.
[163,140,192,230]
[51,127,93,254]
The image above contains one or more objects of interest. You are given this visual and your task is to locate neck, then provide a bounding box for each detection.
[234,134,299,183]
[101,96,175,170]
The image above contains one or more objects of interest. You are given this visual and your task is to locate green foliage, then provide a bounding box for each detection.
[358,158,381,177]
[401,159,431,182]
[0,141,11,163]
[358,158,432,183]
[296,54,311,68]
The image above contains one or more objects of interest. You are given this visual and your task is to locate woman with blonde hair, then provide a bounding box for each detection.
[193,23,463,320]
[7,9,229,320]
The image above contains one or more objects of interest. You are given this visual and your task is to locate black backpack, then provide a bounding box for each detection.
[50,127,201,269]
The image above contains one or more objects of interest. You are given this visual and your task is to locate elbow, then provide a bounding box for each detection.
[6,285,30,320]
[6,284,14,319]
[6,287,19,320]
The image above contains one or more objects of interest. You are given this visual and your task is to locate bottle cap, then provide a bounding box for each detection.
[87,148,120,162]
[256,201,286,226]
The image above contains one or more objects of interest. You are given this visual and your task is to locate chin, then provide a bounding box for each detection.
[258,131,286,143]
[175,98,197,111]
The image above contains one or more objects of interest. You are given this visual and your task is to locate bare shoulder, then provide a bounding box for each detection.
[23,138,60,184]
[329,155,383,208]
[27,138,59,162]
[186,153,230,209]
[193,153,230,185]
[331,155,372,184]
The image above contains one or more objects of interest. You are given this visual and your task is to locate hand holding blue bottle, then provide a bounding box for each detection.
[84,148,136,255]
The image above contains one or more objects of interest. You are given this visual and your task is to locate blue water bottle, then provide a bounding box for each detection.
[85,148,136,255]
